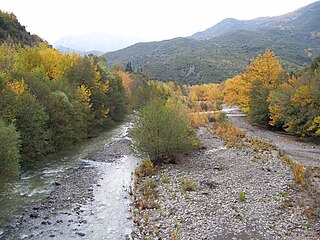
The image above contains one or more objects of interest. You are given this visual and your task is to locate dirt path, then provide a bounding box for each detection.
[229,116,320,168]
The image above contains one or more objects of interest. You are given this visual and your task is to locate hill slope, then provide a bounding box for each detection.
[0,10,43,46]
[104,1,320,84]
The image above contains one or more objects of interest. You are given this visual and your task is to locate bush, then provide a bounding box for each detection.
[131,99,196,161]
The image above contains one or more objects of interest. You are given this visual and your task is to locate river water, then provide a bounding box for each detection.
[0,121,138,239]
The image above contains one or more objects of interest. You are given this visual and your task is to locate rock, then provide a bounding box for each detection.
[30,213,39,218]
[54,181,61,186]
[76,232,86,237]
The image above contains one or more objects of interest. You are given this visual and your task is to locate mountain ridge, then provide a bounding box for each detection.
[0,10,44,46]
[104,1,320,84]
[192,1,320,40]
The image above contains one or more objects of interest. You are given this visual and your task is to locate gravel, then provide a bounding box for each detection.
[131,127,320,240]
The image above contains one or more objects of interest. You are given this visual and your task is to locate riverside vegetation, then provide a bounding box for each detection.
[0,11,154,188]
[130,50,319,239]
[1,8,319,239]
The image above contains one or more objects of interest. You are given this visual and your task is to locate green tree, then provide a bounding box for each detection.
[106,74,127,122]
[131,99,195,162]
[0,119,20,187]
[15,92,52,162]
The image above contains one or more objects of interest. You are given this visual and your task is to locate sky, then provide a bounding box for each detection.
[0,0,318,44]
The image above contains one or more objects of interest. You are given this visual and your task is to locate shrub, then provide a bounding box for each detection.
[190,113,210,128]
[180,177,198,192]
[213,121,246,148]
[135,159,155,178]
[131,99,196,162]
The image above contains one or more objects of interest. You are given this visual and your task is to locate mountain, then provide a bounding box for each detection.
[192,1,320,40]
[0,10,44,46]
[104,1,320,84]
[54,45,104,56]
[54,32,146,53]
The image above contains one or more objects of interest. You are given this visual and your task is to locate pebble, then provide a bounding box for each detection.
[76,232,86,236]
[131,127,319,240]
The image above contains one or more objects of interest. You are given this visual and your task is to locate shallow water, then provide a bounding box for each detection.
[82,156,139,239]
[0,121,134,237]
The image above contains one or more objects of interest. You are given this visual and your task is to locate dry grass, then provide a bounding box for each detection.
[135,159,156,178]
[292,162,305,186]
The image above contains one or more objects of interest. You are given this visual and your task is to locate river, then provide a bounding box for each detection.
[0,121,139,239]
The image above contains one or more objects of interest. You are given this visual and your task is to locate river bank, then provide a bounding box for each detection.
[0,122,137,240]
[131,125,319,239]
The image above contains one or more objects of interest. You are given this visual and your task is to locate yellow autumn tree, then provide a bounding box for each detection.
[39,47,79,80]
[224,49,284,124]
[223,74,251,113]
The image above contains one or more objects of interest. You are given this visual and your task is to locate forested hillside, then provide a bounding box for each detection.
[104,1,320,84]
[0,11,43,46]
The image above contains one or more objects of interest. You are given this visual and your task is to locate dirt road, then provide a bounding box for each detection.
[229,116,320,168]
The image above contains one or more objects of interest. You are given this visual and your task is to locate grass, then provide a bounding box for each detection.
[135,159,156,178]
[292,162,305,186]
[161,173,169,184]
[239,190,247,202]
[180,177,198,192]
[213,120,247,148]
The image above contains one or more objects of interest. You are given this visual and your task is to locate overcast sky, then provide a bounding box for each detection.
[0,0,318,44]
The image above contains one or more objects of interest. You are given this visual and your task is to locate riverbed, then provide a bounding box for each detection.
[0,121,139,239]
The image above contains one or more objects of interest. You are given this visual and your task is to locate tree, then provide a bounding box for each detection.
[131,99,195,161]
[246,50,284,124]
[224,50,284,124]
[125,62,133,73]
[14,92,52,162]
[0,119,20,187]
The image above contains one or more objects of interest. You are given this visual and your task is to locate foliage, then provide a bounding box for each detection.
[213,121,247,148]
[224,50,284,124]
[190,113,210,128]
[0,41,130,172]
[0,119,20,187]
[224,50,320,137]
[131,99,196,161]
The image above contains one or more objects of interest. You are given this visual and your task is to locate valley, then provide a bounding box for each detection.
[0,1,320,239]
